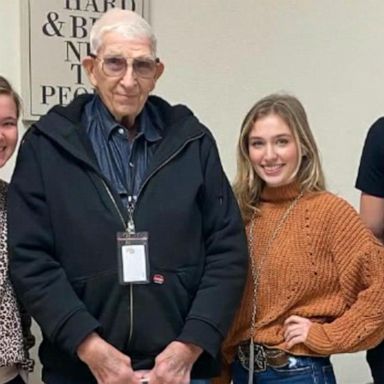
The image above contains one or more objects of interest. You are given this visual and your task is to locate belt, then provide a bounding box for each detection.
[237,341,290,373]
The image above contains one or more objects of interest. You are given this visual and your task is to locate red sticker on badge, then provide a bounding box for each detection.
[153,274,165,284]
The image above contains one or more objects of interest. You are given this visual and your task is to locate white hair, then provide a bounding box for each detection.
[90,8,157,56]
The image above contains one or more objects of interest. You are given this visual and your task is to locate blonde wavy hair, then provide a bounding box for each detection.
[233,93,326,223]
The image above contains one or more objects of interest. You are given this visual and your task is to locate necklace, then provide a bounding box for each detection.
[246,190,304,384]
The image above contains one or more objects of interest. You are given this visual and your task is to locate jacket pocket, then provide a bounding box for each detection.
[129,266,200,356]
[71,269,131,349]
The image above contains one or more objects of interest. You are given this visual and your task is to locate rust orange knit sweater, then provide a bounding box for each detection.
[217,183,384,383]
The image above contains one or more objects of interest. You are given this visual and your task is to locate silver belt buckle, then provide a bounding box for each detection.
[237,343,249,369]
[237,342,267,373]
[254,344,267,372]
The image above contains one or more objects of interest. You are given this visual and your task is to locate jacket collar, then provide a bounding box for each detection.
[33,94,206,175]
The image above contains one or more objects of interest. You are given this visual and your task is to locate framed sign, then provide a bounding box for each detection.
[20,0,149,121]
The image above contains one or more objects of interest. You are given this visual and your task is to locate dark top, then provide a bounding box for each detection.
[356,117,384,197]
[83,95,162,205]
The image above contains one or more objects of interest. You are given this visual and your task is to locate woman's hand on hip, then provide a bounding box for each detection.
[283,315,313,349]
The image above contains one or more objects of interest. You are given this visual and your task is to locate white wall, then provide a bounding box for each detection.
[1,1,383,383]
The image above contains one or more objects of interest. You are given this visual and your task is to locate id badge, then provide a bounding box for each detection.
[117,232,149,284]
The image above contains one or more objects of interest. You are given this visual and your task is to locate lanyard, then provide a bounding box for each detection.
[127,195,136,234]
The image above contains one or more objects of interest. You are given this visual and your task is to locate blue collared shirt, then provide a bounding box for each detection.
[83,95,163,208]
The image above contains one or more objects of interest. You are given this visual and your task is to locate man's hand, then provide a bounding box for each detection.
[283,315,313,349]
[146,341,203,384]
[77,332,140,384]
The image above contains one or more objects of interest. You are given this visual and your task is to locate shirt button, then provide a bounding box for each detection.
[118,128,124,135]
[129,162,134,168]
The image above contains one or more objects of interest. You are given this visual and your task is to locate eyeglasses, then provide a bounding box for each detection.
[90,54,160,79]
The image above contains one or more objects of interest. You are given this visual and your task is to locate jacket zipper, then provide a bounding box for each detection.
[101,179,135,344]
[100,132,204,346]
[136,133,205,199]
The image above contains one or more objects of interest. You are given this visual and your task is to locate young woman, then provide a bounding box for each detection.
[216,94,384,384]
[0,76,33,383]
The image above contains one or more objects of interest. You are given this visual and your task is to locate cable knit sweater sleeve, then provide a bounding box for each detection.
[305,194,384,354]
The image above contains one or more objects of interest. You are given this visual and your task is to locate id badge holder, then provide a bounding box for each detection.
[117,231,150,284]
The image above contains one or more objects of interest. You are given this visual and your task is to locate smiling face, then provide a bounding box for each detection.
[83,31,164,128]
[248,113,300,188]
[0,94,18,168]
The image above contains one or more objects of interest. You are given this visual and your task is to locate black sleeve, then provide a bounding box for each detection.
[8,133,100,356]
[176,134,249,357]
[17,298,35,352]
[356,117,384,197]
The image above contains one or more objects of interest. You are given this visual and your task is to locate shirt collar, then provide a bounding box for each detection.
[92,94,162,142]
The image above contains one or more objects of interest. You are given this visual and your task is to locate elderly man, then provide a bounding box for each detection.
[8,8,248,384]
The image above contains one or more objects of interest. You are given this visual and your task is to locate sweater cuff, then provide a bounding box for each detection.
[305,323,334,355]
[54,309,101,355]
[176,318,222,358]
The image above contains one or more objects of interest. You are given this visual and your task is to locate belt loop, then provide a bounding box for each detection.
[248,339,254,384]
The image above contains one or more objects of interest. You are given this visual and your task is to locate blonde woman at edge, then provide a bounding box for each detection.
[0,76,34,383]
[214,94,384,384]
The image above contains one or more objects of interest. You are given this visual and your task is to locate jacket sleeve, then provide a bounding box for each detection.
[305,197,384,354]
[355,117,384,197]
[8,132,100,356]
[176,133,249,357]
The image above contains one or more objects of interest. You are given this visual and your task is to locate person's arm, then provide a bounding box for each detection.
[175,134,248,354]
[356,118,384,241]
[8,132,138,383]
[303,197,384,354]
[360,193,384,242]
[148,133,248,383]
[8,132,99,355]
[17,299,35,353]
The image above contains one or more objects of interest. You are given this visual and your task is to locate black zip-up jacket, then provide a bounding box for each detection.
[8,95,248,382]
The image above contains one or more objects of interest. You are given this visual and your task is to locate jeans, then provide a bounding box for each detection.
[232,355,336,384]
[367,339,384,383]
